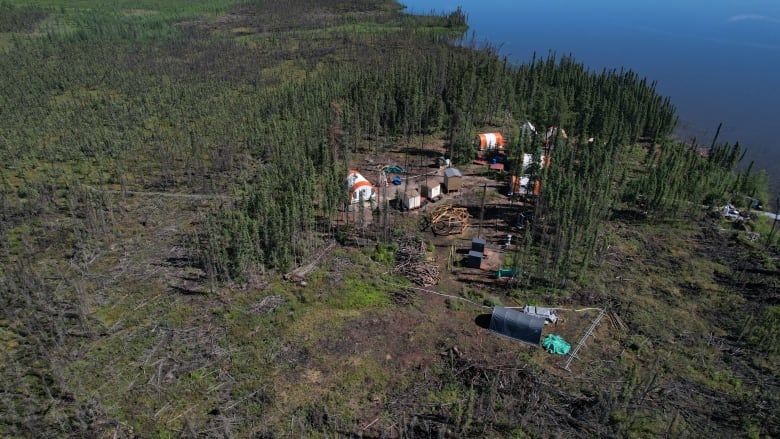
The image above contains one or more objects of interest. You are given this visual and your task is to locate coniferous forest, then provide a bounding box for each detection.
[1,1,777,437]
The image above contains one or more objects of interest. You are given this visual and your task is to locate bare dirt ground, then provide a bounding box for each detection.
[345,141,601,369]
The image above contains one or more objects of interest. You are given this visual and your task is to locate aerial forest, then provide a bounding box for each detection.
[0,0,776,437]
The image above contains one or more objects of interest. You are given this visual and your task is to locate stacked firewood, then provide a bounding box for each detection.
[393,235,440,287]
[430,204,470,235]
[395,235,426,262]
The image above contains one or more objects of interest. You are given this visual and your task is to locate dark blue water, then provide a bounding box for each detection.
[403,0,780,192]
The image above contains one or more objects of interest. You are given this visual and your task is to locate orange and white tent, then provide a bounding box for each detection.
[347,170,376,204]
[522,153,550,171]
[476,132,505,151]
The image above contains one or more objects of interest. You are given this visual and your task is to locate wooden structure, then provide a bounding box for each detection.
[421,182,441,199]
[430,204,470,235]
[443,168,462,192]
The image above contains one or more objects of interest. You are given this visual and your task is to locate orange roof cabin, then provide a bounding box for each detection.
[475,132,505,151]
[347,170,377,204]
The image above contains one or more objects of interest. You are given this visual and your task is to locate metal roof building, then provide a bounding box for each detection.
[443,168,462,192]
[488,307,546,346]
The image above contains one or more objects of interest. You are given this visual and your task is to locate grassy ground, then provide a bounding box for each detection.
[2,152,778,437]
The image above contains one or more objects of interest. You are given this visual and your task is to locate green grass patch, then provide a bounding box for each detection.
[330,277,391,310]
[372,242,398,265]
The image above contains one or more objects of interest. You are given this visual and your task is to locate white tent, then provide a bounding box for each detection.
[347,170,376,204]
[520,121,536,137]
[521,153,549,171]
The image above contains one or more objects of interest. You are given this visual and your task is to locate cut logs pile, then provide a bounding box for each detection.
[430,204,470,235]
[394,235,440,287]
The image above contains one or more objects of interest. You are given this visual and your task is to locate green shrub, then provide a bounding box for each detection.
[372,242,397,265]
[329,278,389,310]
[460,287,484,302]
[483,296,503,307]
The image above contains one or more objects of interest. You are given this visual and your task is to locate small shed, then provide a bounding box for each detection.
[489,307,546,346]
[402,189,421,210]
[471,237,486,253]
[467,250,483,269]
[443,168,462,192]
[421,182,441,199]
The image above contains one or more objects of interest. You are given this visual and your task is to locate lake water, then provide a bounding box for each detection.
[403,0,780,195]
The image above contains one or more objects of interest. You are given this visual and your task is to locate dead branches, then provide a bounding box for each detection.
[390,289,416,306]
[430,204,470,236]
[284,241,336,282]
[393,235,440,287]
[249,296,285,314]
[395,235,427,263]
[394,261,441,287]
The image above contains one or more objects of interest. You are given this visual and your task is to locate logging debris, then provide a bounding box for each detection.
[393,235,440,287]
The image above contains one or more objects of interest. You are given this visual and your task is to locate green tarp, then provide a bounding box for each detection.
[383,165,406,174]
[542,334,571,355]
[495,267,518,279]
